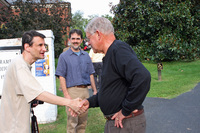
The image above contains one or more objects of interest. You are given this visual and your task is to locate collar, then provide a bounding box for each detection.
[20,55,32,70]
[68,47,85,56]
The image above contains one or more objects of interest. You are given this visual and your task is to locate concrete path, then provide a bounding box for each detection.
[144,83,200,133]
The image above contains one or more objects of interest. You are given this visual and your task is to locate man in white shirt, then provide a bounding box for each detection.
[89,48,104,90]
[0,30,86,133]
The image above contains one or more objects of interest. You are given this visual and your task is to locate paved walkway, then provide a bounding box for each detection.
[143,82,200,133]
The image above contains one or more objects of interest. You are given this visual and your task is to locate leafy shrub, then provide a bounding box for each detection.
[112,0,199,61]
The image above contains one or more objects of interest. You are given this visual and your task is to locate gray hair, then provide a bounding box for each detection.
[85,17,114,35]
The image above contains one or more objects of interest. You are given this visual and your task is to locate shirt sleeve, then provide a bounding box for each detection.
[114,45,151,116]
[87,93,99,108]
[86,54,95,75]
[55,54,67,78]
[16,65,44,103]
[89,49,93,58]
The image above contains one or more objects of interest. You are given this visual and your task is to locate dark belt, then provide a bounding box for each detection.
[74,85,87,88]
[104,109,144,120]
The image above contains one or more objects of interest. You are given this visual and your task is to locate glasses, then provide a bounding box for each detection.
[85,37,90,42]
[85,32,96,42]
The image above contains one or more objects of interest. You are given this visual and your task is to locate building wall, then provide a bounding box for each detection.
[10,2,71,45]
[0,0,12,23]
[1,0,71,46]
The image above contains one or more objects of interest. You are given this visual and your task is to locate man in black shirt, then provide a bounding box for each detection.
[81,17,151,133]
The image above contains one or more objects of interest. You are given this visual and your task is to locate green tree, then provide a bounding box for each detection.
[71,10,88,39]
[0,0,71,58]
[111,0,199,61]
[71,11,87,31]
[70,10,88,48]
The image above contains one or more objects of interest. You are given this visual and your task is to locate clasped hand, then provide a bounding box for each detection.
[111,109,138,128]
[68,98,89,117]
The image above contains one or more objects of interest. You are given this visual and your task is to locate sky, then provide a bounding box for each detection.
[64,0,120,18]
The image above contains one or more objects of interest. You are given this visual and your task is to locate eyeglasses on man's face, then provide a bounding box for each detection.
[85,32,96,42]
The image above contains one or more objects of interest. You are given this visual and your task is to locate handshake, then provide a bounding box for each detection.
[67,98,89,117]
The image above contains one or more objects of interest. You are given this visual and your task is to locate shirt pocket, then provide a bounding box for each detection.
[84,62,90,74]
[15,85,23,96]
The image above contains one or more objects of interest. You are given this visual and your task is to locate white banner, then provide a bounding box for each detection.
[0,50,21,95]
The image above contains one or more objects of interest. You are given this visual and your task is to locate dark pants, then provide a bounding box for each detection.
[104,112,146,133]
[93,62,103,90]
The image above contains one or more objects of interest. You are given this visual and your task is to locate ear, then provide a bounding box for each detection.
[96,30,102,41]
[24,43,31,52]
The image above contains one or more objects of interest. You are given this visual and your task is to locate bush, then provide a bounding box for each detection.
[112,0,199,61]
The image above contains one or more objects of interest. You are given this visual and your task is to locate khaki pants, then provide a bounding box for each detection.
[66,86,89,133]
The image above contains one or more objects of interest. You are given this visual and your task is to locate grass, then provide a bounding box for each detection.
[145,60,200,99]
[39,78,106,133]
[39,60,200,132]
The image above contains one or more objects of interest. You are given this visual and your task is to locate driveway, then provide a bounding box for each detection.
[144,83,200,133]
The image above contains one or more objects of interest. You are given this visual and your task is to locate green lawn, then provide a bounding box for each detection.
[39,60,200,133]
[145,60,200,99]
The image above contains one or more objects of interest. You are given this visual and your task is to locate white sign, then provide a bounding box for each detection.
[0,50,21,95]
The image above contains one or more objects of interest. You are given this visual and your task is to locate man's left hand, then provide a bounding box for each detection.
[111,109,139,128]
[93,90,97,95]
[111,110,125,128]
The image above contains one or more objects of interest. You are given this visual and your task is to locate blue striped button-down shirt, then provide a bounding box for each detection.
[56,48,95,88]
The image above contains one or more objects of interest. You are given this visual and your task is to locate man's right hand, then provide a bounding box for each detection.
[68,98,88,115]
[80,99,89,111]
[68,99,90,117]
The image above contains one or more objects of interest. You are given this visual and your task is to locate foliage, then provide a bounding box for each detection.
[102,14,113,22]
[0,0,71,58]
[112,0,199,61]
[70,10,88,48]
[71,10,88,35]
